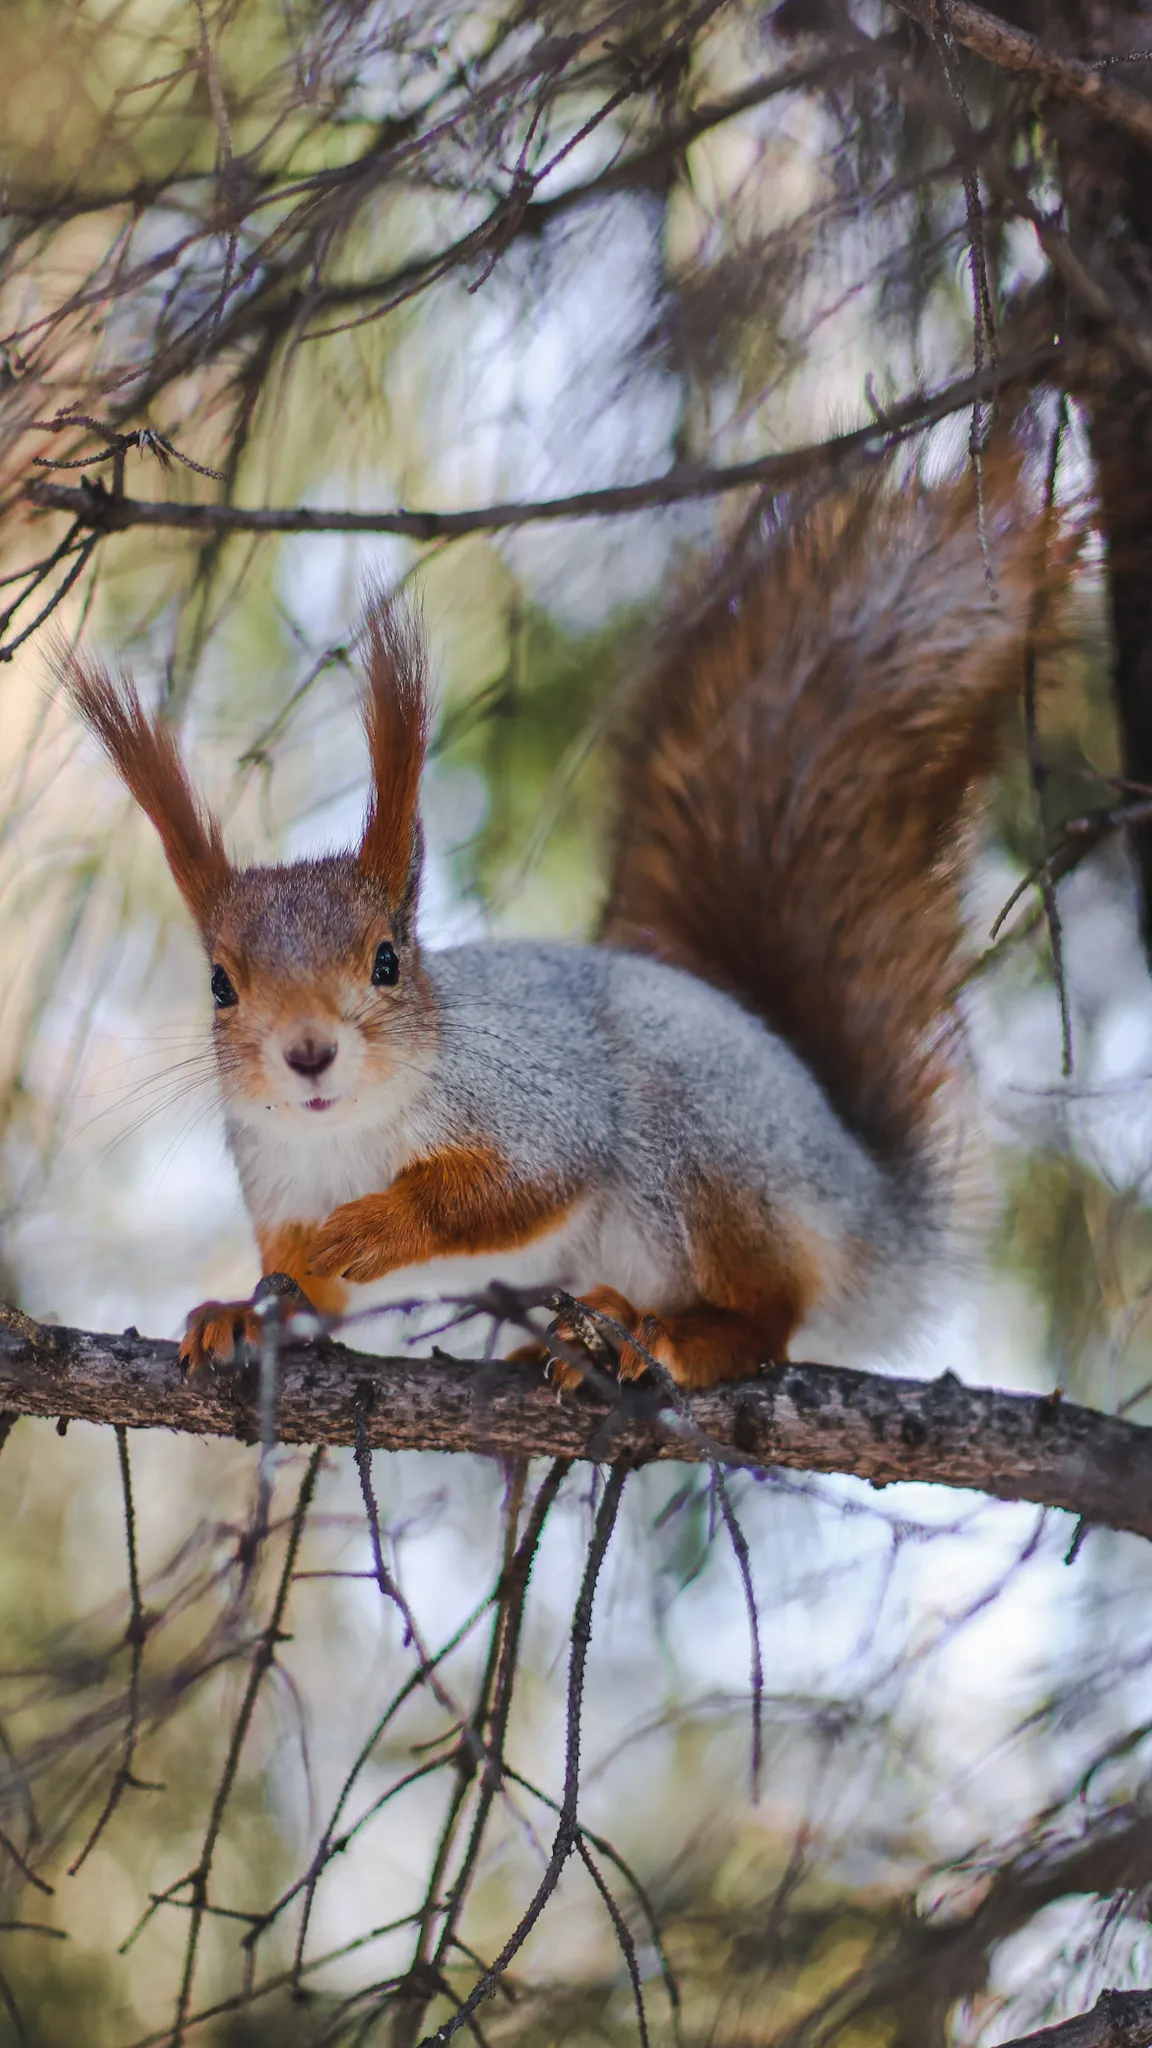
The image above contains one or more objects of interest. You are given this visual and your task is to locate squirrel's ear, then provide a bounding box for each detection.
[61,653,231,931]
[357,590,429,916]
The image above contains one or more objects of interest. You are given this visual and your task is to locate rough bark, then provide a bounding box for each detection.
[3,1308,1152,1540]
[1003,1988,1152,2047]
[889,0,1152,153]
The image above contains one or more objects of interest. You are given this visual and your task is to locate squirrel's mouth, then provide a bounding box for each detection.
[303,1095,337,1113]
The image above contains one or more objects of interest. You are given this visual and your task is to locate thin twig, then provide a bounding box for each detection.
[353,1404,473,1734]
[420,1461,631,2045]
[987,797,1152,947]
[931,0,999,594]
[0,534,100,664]
[419,1462,570,1999]
[282,1588,496,1992]
[575,1834,651,2048]
[387,1471,536,2048]
[0,1829,52,1899]
[68,1427,157,1873]
[503,1764,682,2031]
[168,1448,323,2045]
[1021,396,1072,1075]
[24,339,1066,543]
[712,1470,764,1800]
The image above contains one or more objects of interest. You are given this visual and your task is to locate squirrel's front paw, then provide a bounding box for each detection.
[544,1286,650,1393]
[179,1274,317,1374]
[180,1299,263,1374]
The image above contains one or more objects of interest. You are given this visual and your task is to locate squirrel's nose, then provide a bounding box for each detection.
[284,1038,337,1081]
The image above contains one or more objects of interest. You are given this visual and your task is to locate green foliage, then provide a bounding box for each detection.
[437,594,637,934]
[998,1149,1152,1403]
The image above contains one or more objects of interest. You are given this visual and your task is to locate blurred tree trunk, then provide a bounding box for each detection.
[1006,1,1152,960]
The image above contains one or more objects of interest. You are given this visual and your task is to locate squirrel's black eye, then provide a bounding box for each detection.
[371,941,399,988]
[211,964,238,1009]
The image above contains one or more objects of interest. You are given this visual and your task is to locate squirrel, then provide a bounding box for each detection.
[62,457,1064,1390]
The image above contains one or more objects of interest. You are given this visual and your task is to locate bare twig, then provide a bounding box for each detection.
[574,1833,651,2048]
[428,1463,568,1941]
[988,797,1152,948]
[29,414,225,482]
[390,1458,568,2047]
[0,534,99,664]
[168,1448,323,2044]
[422,1461,630,2044]
[68,1427,157,1873]
[352,1403,474,1729]
[930,0,999,592]
[712,1471,763,1799]
[1021,397,1073,1075]
[23,340,1067,543]
[502,1764,682,2029]
[0,1829,52,1900]
[281,1592,498,1994]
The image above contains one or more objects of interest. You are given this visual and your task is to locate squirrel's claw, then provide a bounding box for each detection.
[179,1273,318,1375]
[505,1341,549,1368]
[543,1285,649,1393]
[179,1299,263,1375]
[503,1336,585,1393]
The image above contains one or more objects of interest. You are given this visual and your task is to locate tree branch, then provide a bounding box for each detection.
[889,0,1152,155]
[21,339,1067,542]
[4,1310,1152,1540]
[1002,1987,1152,2048]
[282,39,904,339]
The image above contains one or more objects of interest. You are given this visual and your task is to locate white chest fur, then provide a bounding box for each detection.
[338,1195,690,1354]
[227,1105,692,1354]
[227,1096,432,1227]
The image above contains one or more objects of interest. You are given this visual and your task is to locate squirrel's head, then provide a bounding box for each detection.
[63,595,435,1131]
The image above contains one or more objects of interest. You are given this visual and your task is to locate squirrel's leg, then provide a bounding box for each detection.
[547,1190,818,1397]
[180,1225,350,1374]
[309,1145,570,1284]
[547,1289,794,1392]
[630,1303,792,1388]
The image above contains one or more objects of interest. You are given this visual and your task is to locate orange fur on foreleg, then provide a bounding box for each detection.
[309,1144,569,1284]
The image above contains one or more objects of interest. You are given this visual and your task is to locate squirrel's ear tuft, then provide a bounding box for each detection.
[60,651,231,931]
[357,589,429,915]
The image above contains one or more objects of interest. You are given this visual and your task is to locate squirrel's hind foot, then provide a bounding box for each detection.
[543,1288,786,1392]
[543,1286,651,1393]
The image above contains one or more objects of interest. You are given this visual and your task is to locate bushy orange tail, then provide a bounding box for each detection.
[603,461,1071,1169]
